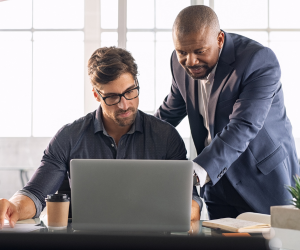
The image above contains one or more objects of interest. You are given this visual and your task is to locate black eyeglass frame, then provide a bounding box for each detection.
[95,79,140,106]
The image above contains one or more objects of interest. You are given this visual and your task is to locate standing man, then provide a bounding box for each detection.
[0,47,201,228]
[155,5,299,219]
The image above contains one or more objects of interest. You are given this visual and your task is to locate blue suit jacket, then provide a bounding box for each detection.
[155,32,299,214]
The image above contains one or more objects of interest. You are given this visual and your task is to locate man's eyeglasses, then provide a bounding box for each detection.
[95,79,140,106]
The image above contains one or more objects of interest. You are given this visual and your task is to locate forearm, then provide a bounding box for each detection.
[191,200,200,221]
[9,194,36,220]
[191,186,202,221]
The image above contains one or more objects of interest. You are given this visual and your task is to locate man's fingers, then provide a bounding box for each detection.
[0,199,10,229]
[189,220,200,235]
[9,211,19,228]
[0,199,18,229]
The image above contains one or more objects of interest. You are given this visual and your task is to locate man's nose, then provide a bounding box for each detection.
[186,54,199,67]
[117,96,129,110]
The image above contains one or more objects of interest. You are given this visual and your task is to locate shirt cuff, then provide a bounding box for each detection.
[192,162,211,187]
[14,190,43,218]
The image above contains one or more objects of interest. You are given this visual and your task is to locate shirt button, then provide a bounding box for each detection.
[111,144,114,147]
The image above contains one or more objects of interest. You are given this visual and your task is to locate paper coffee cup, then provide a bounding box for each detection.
[45,194,70,230]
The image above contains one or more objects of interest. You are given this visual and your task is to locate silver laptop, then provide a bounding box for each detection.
[70,159,193,232]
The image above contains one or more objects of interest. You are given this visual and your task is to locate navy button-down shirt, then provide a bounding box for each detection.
[18,106,201,217]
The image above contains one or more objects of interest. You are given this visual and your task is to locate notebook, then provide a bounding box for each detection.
[70,159,193,233]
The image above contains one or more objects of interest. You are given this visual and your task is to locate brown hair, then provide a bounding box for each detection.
[88,46,138,88]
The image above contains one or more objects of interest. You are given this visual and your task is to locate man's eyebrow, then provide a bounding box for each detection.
[176,47,205,53]
[102,84,136,96]
[194,47,205,52]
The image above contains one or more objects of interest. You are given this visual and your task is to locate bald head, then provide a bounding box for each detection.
[173,5,220,38]
[172,6,224,80]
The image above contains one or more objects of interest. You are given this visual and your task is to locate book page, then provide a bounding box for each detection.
[202,218,270,233]
[236,212,270,225]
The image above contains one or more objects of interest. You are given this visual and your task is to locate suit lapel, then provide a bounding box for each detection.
[186,74,199,112]
[208,32,235,139]
[186,74,207,154]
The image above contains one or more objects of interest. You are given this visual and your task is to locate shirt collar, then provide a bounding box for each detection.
[207,64,217,83]
[132,110,144,133]
[94,105,143,134]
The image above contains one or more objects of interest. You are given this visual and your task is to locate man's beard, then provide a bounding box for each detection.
[184,64,215,80]
[113,107,137,127]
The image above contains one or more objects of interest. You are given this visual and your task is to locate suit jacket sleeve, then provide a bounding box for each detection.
[154,51,187,127]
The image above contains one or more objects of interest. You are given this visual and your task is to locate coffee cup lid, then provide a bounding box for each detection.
[45,194,70,202]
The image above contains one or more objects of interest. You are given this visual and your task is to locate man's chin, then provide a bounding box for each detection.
[116,119,134,127]
[115,114,136,127]
[185,66,214,80]
[185,70,205,80]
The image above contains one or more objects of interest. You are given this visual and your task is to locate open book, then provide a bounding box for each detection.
[202,212,271,233]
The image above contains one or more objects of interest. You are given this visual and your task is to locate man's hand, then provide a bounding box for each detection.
[189,220,200,235]
[0,195,36,229]
[191,200,200,221]
[0,199,19,229]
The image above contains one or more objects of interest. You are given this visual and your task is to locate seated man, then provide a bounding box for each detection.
[0,47,201,228]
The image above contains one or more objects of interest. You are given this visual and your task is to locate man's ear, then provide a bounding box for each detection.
[217,31,225,49]
[92,88,101,102]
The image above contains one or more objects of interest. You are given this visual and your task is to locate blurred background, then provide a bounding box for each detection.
[0,0,300,203]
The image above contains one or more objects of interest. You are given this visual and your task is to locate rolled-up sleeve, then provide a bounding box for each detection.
[14,190,43,218]
[22,125,70,212]
[192,186,202,211]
